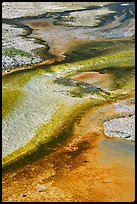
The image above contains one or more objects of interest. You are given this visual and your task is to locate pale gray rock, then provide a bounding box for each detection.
[104,115,135,142]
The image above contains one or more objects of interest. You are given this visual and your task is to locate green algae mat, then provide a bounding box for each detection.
[2,39,135,172]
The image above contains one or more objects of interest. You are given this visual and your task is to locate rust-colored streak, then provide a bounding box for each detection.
[2,98,134,202]
[2,130,134,202]
[2,56,65,76]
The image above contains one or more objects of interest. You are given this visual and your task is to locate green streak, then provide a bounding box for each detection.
[3,47,32,58]
[2,88,23,119]
[51,49,135,74]
[2,99,105,172]
[64,39,134,63]
[2,71,37,119]
[2,39,135,173]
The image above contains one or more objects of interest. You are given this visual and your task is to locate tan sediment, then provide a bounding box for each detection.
[22,19,54,30]
[21,18,85,57]
[70,71,113,91]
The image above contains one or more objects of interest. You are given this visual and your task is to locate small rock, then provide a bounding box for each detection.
[36,184,47,191]
[8,197,13,201]
[22,194,27,197]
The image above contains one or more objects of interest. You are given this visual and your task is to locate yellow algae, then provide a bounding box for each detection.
[2,78,134,172]
[2,49,135,165]
[2,88,23,119]
[2,98,106,172]
[2,38,135,173]
[2,70,38,119]
[51,49,134,74]
[2,69,37,88]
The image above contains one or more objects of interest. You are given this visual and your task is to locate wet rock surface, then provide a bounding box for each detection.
[104,115,135,141]
[104,97,135,141]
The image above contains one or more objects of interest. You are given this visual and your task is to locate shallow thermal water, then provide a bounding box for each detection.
[2,2,135,174]
[2,2,135,203]
[98,137,135,165]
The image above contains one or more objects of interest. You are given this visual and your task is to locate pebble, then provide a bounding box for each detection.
[8,197,13,201]
[36,184,47,191]
[22,194,27,197]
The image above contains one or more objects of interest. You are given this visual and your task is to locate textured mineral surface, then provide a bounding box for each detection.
[2,2,135,202]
